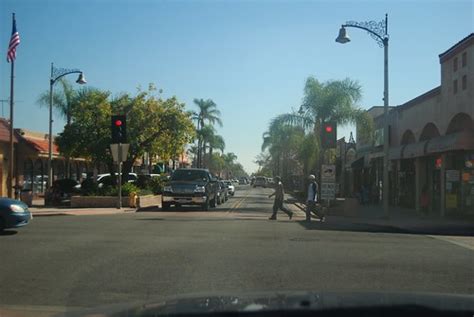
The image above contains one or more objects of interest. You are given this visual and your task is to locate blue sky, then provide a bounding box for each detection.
[0,0,472,173]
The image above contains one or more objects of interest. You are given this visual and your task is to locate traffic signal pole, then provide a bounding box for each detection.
[117,142,122,209]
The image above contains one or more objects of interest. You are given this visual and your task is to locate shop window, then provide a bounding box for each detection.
[462,52,467,67]
[453,57,458,72]
[462,75,467,90]
[453,79,458,94]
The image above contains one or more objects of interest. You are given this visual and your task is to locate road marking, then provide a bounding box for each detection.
[226,188,251,213]
[428,235,474,251]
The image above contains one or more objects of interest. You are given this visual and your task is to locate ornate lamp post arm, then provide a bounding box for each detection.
[47,63,86,190]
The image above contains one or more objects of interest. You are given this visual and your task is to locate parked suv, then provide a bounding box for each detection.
[162,168,218,211]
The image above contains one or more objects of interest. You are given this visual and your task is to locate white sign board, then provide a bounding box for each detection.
[321,183,336,200]
[321,164,336,200]
[110,144,130,163]
[321,164,336,182]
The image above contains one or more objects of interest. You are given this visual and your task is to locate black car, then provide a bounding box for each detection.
[162,168,218,211]
[217,181,229,204]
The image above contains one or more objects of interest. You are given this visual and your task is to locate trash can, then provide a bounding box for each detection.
[20,189,33,207]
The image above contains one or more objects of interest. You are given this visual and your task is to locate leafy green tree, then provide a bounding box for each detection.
[56,85,195,180]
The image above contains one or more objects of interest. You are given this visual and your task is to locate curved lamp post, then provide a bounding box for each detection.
[336,14,390,217]
[47,63,86,189]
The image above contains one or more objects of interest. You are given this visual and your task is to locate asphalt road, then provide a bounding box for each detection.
[1,186,473,314]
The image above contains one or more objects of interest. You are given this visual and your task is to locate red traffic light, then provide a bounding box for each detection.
[325,125,333,133]
[115,120,122,127]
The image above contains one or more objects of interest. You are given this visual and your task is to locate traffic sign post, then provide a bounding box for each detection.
[321,164,336,207]
[110,143,130,209]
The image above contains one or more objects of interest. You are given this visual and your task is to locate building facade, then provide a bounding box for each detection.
[352,33,474,216]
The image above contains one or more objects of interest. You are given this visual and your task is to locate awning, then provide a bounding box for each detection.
[351,156,364,169]
[389,145,404,160]
[368,151,384,161]
[402,141,428,159]
[426,131,474,154]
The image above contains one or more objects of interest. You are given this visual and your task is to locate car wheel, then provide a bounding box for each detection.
[210,197,217,208]
[175,203,181,209]
[201,199,210,211]
[0,217,4,231]
[162,203,171,211]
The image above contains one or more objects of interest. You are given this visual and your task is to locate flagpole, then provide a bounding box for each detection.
[8,13,16,199]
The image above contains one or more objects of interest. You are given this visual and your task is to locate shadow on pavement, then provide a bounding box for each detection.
[0,230,18,236]
[297,219,474,236]
[135,218,166,221]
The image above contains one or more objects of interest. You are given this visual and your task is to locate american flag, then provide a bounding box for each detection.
[7,15,20,63]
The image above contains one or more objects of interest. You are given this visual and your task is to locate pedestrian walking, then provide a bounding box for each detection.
[268,176,293,220]
[306,174,325,222]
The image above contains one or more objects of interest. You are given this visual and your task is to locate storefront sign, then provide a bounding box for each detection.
[446,170,460,182]
[446,194,457,209]
[446,182,452,191]
[374,128,384,147]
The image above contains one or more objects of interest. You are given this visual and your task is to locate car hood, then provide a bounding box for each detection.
[54,291,474,317]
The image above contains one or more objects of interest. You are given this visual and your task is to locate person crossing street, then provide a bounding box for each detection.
[268,176,293,220]
[306,174,325,222]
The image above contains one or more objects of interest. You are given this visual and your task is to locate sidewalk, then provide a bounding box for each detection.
[291,199,474,236]
[29,206,136,217]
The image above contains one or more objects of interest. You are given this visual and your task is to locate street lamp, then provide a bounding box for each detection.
[47,63,86,189]
[336,14,390,217]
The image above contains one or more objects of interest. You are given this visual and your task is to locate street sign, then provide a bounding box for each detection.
[110,143,130,162]
[321,183,336,200]
[321,164,336,182]
[321,164,336,200]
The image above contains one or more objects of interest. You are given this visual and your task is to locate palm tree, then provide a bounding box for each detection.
[197,124,216,168]
[192,98,222,167]
[271,77,368,183]
[262,119,304,181]
[209,134,225,155]
[37,78,77,178]
[37,78,77,126]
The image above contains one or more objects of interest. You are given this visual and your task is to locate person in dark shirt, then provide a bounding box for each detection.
[268,176,293,220]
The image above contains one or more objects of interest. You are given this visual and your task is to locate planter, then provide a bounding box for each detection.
[137,194,162,209]
[71,196,130,208]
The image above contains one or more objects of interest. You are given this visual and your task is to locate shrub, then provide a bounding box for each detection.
[80,178,99,196]
[149,176,167,194]
[98,182,139,196]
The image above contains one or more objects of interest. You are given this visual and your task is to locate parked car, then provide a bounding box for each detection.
[224,180,235,196]
[96,173,138,188]
[0,198,32,231]
[253,176,267,188]
[217,181,229,204]
[45,179,80,206]
[162,168,218,211]
[239,178,248,185]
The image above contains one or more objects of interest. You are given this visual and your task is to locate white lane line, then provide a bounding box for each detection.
[428,235,474,251]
